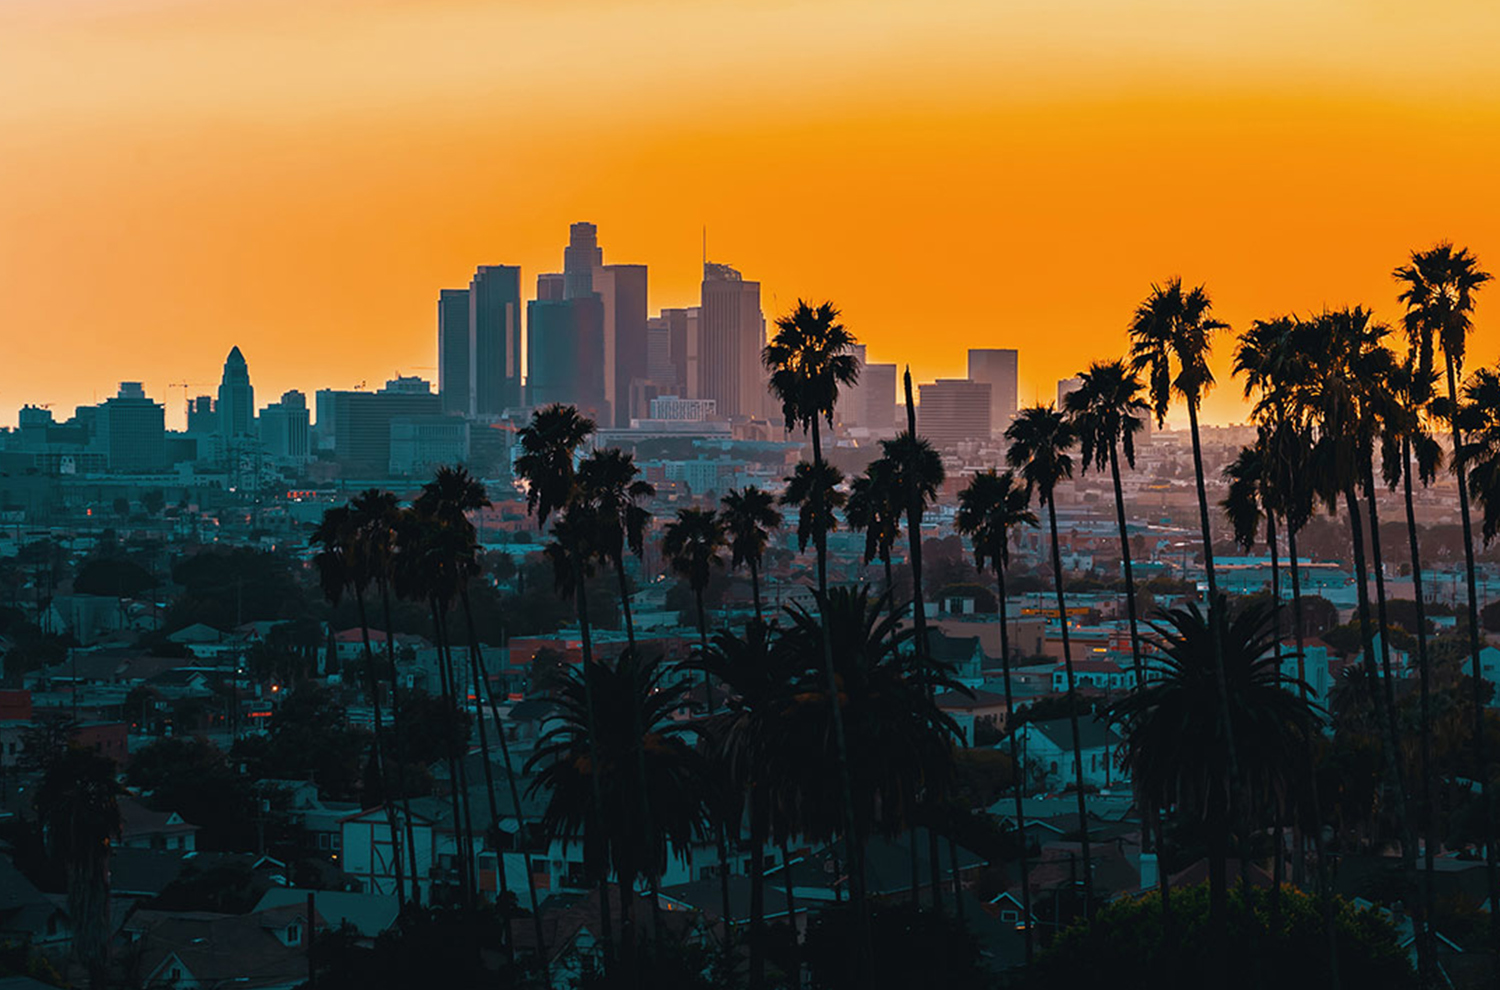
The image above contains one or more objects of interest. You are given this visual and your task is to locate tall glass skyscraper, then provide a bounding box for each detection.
[437,288,471,415]
[700,262,765,420]
[468,265,522,417]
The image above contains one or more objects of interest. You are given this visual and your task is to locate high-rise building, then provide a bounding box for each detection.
[526,295,606,419]
[536,272,565,301]
[968,349,1018,434]
[217,346,255,439]
[917,379,991,450]
[1057,376,1085,409]
[437,288,471,416]
[314,377,443,475]
[186,396,217,434]
[860,362,898,433]
[593,263,648,426]
[389,416,469,476]
[96,382,166,472]
[469,266,523,417]
[563,222,601,301]
[259,390,311,463]
[700,263,765,420]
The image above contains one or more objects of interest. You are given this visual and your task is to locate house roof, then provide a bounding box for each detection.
[119,796,200,839]
[166,623,225,644]
[928,634,981,664]
[253,889,398,939]
[1018,716,1121,752]
[131,906,321,990]
[935,688,1009,711]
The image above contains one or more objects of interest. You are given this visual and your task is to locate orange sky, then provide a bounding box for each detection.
[4,0,1500,430]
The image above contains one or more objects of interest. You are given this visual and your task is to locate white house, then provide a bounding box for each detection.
[1008,716,1125,792]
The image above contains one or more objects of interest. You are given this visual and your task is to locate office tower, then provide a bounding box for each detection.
[96,382,166,472]
[860,362,898,432]
[526,295,606,418]
[563,222,602,300]
[653,307,700,398]
[259,390,311,463]
[647,316,675,390]
[1057,376,1084,409]
[314,377,443,475]
[594,263,648,426]
[437,288,471,415]
[536,272,565,301]
[700,263,766,420]
[186,396,217,434]
[968,348,1018,434]
[917,379,991,449]
[217,346,255,439]
[389,416,470,476]
[469,265,523,417]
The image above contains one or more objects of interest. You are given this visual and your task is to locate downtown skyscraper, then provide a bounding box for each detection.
[216,346,255,438]
[468,265,523,417]
[699,262,765,420]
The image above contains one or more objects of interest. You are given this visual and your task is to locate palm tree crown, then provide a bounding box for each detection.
[1394,242,1493,383]
[1064,359,1149,472]
[954,470,1037,577]
[763,300,860,433]
[1127,277,1229,427]
[515,404,596,526]
[720,485,782,576]
[1005,405,1077,503]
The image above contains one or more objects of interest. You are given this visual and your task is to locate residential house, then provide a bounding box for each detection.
[1008,717,1125,792]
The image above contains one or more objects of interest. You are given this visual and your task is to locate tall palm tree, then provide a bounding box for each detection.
[954,469,1038,960]
[1109,597,1321,940]
[781,460,847,560]
[312,503,406,905]
[845,459,903,607]
[515,403,597,528]
[415,466,544,961]
[576,448,656,645]
[720,486,783,623]
[1395,244,1499,946]
[347,489,421,905]
[35,746,121,988]
[1063,359,1150,690]
[1128,278,1229,599]
[763,300,871,955]
[662,507,727,672]
[1005,403,1094,915]
[1384,357,1445,977]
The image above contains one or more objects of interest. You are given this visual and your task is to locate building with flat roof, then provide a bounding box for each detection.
[437,287,470,416]
[96,382,167,472]
[315,378,442,475]
[700,263,765,420]
[469,265,522,417]
[917,379,991,450]
[968,348,1018,434]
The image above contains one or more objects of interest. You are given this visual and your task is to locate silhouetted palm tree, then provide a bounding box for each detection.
[1005,403,1094,915]
[576,448,656,645]
[721,486,783,623]
[1064,359,1150,689]
[846,460,903,606]
[1109,596,1320,942]
[526,650,711,967]
[35,745,121,988]
[515,403,597,527]
[763,300,871,954]
[416,466,543,961]
[1396,243,1500,950]
[954,469,1038,960]
[312,502,406,905]
[662,507,726,659]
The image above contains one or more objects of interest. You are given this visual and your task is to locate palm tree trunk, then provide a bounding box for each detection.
[614,555,663,960]
[749,787,768,990]
[429,598,470,907]
[995,561,1034,963]
[569,549,615,970]
[1108,443,1145,690]
[457,586,511,962]
[615,555,636,647]
[1402,436,1438,982]
[1361,462,1425,977]
[471,611,549,980]
[778,834,800,982]
[1445,352,1500,952]
[808,415,871,958]
[378,577,420,906]
[1267,514,1284,912]
[355,590,406,905]
[1046,494,1093,915]
[436,607,479,907]
[750,558,763,624]
[695,587,712,709]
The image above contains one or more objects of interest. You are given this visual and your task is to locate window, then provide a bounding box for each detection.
[1000,909,1019,922]
[286,924,300,944]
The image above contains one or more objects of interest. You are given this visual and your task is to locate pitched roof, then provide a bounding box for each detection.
[253,889,398,938]
[1020,716,1121,752]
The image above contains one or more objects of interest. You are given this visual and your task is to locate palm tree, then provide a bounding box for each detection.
[781,460,846,561]
[662,507,727,665]
[721,486,783,623]
[312,502,406,905]
[1128,278,1229,599]
[1385,357,1445,976]
[763,300,871,955]
[954,469,1038,960]
[1395,244,1499,947]
[347,488,422,906]
[415,466,544,961]
[1109,597,1321,941]
[1005,403,1094,915]
[527,650,712,968]
[845,460,903,606]
[35,746,121,988]
[576,448,656,645]
[515,403,596,527]
[1063,359,1150,689]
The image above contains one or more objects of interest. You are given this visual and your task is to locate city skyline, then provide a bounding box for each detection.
[8,1,1500,430]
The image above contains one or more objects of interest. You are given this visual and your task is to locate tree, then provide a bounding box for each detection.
[34,745,120,988]
[845,459,904,607]
[1109,597,1321,940]
[125,737,258,851]
[780,460,846,556]
[661,508,726,658]
[720,486,783,623]
[1394,242,1498,949]
[763,299,871,957]
[1006,403,1094,915]
[954,468,1038,960]
[576,449,655,645]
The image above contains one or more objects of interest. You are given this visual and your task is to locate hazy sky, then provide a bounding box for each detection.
[4,0,1500,429]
